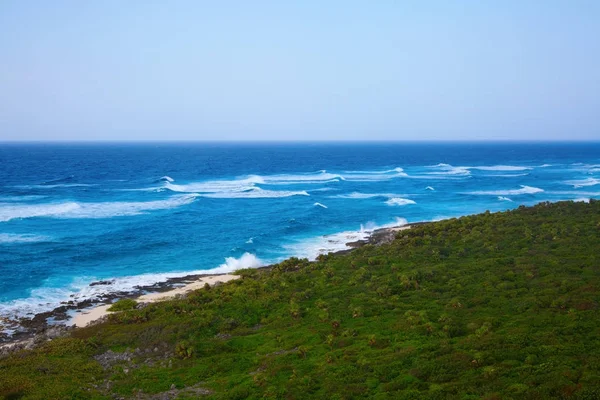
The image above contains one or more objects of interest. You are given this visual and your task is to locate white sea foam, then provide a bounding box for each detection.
[0,194,198,222]
[246,237,254,244]
[217,253,263,272]
[314,202,328,209]
[498,196,513,202]
[341,167,408,181]
[484,173,530,177]
[200,188,309,199]
[330,192,406,199]
[262,171,344,184]
[158,176,174,182]
[0,252,265,325]
[164,176,263,193]
[426,186,435,191]
[0,233,52,244]
[469,165,532,171]
[385,198,416,206]
[467,185,544,196]
[564,178,600,188]
[283,217,408,261]
[426,163,471,176]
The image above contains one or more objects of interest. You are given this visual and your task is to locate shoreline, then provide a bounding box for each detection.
[0,222,421,350]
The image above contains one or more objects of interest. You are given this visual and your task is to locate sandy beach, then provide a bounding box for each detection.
[70,274,240,328]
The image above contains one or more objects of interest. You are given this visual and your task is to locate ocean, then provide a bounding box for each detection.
[1,141,599,335]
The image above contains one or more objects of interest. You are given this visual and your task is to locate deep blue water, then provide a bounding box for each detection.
[0,142,599,330]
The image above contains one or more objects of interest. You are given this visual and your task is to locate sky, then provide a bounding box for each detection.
[0,1,599,141]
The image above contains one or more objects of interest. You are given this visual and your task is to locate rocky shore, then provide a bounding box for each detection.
[0,222,421,356]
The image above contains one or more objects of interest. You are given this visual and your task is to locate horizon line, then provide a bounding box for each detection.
[1,139,600,144]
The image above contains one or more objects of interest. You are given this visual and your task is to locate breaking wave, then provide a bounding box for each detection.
[385,198,416,206]
[467,185,544,196]
[200,188,309,199]
[498,196,513,202]
[0,194,198,222]
[217,252,263,272]
[314,202,328,209]
[283,217,408,261]
[330,192,406,199]
[564,178,600,188]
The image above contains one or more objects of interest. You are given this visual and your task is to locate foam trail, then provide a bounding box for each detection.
[564,178,600,188]
[342,167,408,181]
[0,233,52,244]
[314,202,328,209]
[498,196,513,202]
[427,163,470,176]
[385,198,416,206]
[343,167,406,175]
[484,173,529,177]
[331,192,406,199]
[467,185,544,196]
[200,188,309,199]
[468,165,532,171]
[0,194,198,222]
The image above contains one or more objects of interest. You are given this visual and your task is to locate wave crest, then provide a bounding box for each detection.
[385,198,416,206]
[468,185,544,196]
[0,195,198,222]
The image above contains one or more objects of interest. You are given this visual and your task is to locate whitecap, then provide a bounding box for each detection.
[564,178,600,188]
[467,185,544,196]
[484,173,530,177]
[385,198,416,206]
[468,165,532,171]
[330,192,406,199]
[498,196,513,202]
[158,176,174,182]
[425,163,471,176]
[341,167,408,181]
[314,202,328,209]
[200,188,309,199]
[0,194,198,222]
[426,186,435,191]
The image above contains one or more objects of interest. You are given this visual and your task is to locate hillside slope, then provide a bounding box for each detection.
[1,201,599,399]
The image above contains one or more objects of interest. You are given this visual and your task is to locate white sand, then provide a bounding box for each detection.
[70,274,240,328]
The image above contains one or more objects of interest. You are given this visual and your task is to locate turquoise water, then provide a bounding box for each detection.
[0,142,599,329]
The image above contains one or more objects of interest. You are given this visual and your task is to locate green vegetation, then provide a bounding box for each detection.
[107,299,138,312]
[1,200,599,399]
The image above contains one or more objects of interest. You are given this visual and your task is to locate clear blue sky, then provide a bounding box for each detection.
[0,1,598,141]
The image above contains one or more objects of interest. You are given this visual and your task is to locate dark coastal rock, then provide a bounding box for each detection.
[89,280,116,287]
